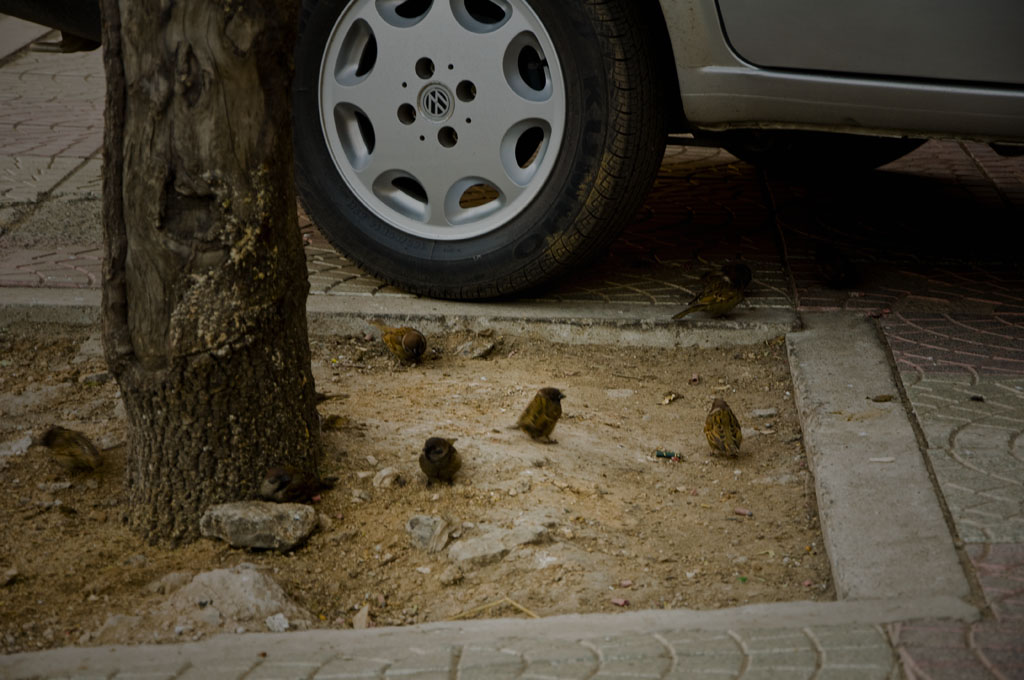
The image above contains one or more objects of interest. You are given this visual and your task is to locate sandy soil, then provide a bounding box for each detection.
[0,321,832,653]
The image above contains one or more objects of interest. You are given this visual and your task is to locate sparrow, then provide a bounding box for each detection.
[419,437,461,485]
[516,387,565,443]
[35,426,102,472]
[320,413,353,431]
[259,465,337,503]
[717,262,753,291]
[700,261,753,291]
[673,272,745,319]
[368,320,426,364]
[704,398,742,457]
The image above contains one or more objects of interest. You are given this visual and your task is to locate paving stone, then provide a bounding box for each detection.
[456,646,525,680]
[38,268,92,286]
[973,624,1024,674]
[518,639,598,679]
[51,157,102,198]
[660,630,743,677]
[314,655,389,679]
[896,370,1024,544]
[741,630,817,675]
[0,246,102,288]
[585,634,671,678]
[0,272,42,286]
[966,543,1024,623]
[0,156,86,202]
[807,625,895,674]
[892,618,1023,680]
[108,665,191,680]
[815,670,895,680]
[246,660,325,679]
[386,645,457,679]
[176,660,263,680]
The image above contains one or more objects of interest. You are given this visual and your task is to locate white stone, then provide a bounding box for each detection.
[351,605,371,629]
[406,515,451,552]
[373,467,401,488]
[264,613,289,632]
[144,571,193,596]
[447,523,549,566]
[439,565,463,586]
[0,435,32,459]
[159,564,310,633]
[199,501,318,552]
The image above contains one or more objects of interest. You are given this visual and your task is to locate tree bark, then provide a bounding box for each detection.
[100,0,322,543]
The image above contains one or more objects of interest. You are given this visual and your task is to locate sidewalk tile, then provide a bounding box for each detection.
[0,156,85,202]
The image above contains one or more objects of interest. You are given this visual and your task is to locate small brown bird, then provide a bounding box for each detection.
[704,398,743,457]
[698,261,753,290]
[718,262,753,291]
[35,426,102,472]
[368,320,427,363]
[516,387,565,443]
[259,465,337,503]
[419,437,461,485]
[320,413,353,431]
[673,274,745,319]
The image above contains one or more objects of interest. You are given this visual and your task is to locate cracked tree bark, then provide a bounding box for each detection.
[99,0,322,543]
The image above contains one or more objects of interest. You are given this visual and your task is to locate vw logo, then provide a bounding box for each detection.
[419,84,453,122]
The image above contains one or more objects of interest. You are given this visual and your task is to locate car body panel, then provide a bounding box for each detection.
[657,0,1024,143]
[716,0,1024,87]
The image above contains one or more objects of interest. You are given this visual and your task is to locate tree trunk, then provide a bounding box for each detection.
[100,0,322,543]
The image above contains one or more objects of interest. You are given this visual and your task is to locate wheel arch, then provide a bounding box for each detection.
[645,1,686,133]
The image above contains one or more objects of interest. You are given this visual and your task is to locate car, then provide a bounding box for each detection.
[6,0,1024,299]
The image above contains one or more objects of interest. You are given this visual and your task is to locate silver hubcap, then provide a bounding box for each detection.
[317,0,566,240]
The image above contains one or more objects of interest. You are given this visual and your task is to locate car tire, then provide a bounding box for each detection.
[293,0,665,299]
[710,130,926,173]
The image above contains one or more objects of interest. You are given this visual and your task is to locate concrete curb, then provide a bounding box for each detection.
[0,598,973,679]
[307,294,797,347]
[0,287,101,325]
[0,286,799,348]
[787,312,972,603]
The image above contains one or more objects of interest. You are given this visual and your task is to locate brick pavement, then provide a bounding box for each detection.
[2,31,1024,679]
[0,47,103,159]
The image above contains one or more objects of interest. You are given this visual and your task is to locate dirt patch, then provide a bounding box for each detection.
[0,321,832,653]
